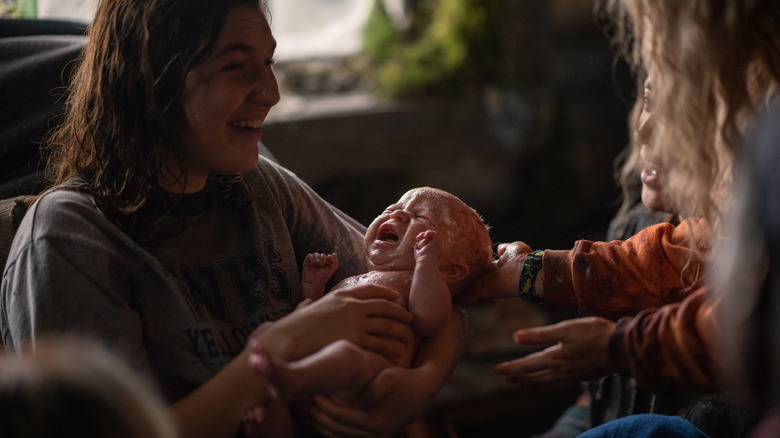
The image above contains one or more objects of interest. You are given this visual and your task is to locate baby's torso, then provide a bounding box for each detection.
[333,271,417,366]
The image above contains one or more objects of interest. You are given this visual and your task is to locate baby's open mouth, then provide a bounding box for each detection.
[377,224,399,242]
[379,231,399,241]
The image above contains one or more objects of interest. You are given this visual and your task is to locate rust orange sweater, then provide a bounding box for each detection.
[609,287,721,395]
[542,218,711,319]
[541,218,720,394]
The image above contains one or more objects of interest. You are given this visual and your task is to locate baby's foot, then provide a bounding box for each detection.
[248,341,298,402]
[415,230,443,260]
[242,340,297,438]
[241,396,294,438]
[242,404,267,425]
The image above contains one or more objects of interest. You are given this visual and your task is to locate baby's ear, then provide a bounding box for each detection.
[441,262,469,282]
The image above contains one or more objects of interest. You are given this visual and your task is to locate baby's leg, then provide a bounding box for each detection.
[249,339,393,402]
[301,253,339,301]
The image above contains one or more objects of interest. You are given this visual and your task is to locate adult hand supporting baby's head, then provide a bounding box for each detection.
[461,241,533,304]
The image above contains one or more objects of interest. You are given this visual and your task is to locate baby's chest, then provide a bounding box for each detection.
[335,271,413,307]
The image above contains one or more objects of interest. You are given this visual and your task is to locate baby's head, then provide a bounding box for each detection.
[364,187,493,294]
[421,188,493,294]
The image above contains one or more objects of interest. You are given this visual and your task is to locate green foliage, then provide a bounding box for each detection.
[0,0,20,18]
[363,0,400,62]
[363,0,506,98]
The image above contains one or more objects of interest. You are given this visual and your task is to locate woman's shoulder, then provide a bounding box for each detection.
[247,154,303,185]
[32,186,98,218]
[10,185,147,266]
[244,155,315,205]
[21,186,113,240]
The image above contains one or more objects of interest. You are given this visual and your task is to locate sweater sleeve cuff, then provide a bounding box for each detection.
[540,249,578,307]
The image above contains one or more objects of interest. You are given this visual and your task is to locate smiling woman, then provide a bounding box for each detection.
[176,6,280,193]
[0,1,467,438]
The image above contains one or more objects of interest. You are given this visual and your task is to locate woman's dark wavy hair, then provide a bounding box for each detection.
[46,0,262,242]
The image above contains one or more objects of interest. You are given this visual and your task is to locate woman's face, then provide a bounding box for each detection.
[635,65,670,213]
[175,5,280,193]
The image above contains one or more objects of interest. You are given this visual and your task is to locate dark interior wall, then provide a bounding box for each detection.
[263,0,635,250]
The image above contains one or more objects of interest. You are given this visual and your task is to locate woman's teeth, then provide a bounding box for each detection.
[644,160,660,175]
[232,120,263,129]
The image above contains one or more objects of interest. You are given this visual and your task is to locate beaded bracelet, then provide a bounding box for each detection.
[519,250,544,304]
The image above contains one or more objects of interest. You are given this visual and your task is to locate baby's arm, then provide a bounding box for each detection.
[301,253,339,301]
[409,230,452,337]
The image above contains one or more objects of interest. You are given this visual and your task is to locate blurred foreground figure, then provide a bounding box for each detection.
[0,337,178,438]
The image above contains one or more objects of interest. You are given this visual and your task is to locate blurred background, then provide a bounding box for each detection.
[264,0,634,252]
[1,0,636,435]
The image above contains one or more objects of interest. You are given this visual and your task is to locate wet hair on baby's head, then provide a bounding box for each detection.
[403,187,493,283]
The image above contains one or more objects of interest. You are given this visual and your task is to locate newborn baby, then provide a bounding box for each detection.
[243,187,493,437]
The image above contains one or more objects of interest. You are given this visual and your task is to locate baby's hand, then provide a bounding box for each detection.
[301,253,339,301]
[304,252,338,270]
[415,230,443,260]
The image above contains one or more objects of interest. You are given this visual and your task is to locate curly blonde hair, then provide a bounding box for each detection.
[600,0,780,224]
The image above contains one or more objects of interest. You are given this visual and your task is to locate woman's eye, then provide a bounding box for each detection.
[223,62,246,71]
[266,58,277,67]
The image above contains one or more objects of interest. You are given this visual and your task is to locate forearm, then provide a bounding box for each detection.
[380,306,468,427]
[409,257,452,337]
[298,307,466,438]
[608,287,721,395]
[411,305,468,382]
[542,219,710,317]
[169,348,271,438]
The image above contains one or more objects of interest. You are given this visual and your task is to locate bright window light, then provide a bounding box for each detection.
[268,0,372,61]
[30,0,372,61]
